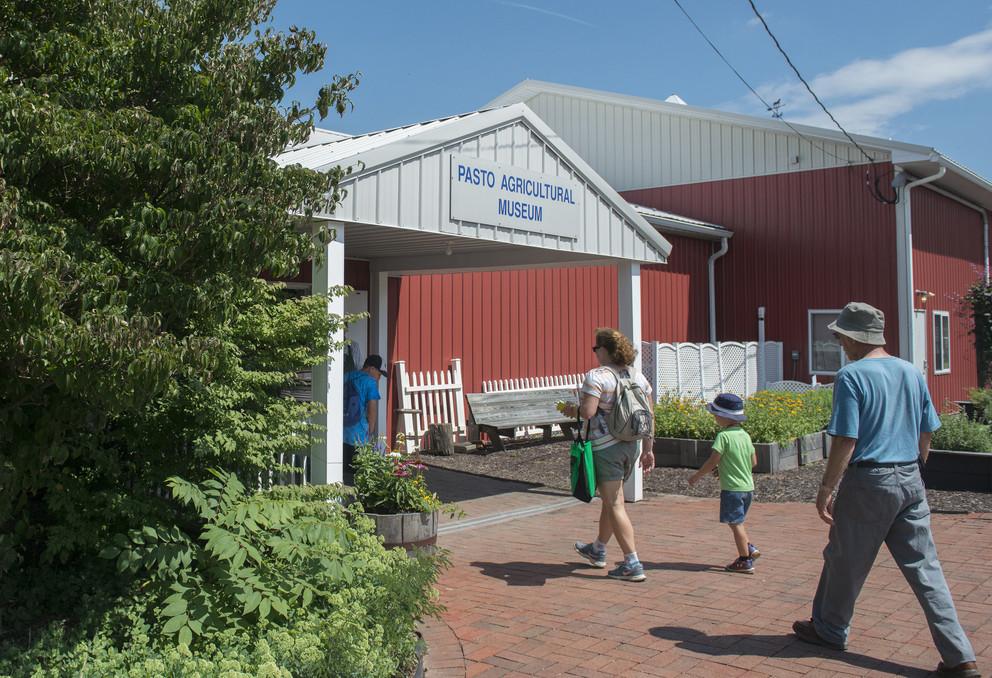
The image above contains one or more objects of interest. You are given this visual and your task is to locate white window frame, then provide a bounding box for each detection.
[808,309,848,376]
[933,310,951,375]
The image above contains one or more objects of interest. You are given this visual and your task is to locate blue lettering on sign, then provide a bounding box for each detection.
[497,172,575,205]
[456,163,495,187]
[498,198,543,222]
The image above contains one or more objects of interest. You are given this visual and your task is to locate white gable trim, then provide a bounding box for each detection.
[300,104,671,263]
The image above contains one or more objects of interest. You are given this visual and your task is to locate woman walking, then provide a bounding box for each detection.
[563,327,655,581]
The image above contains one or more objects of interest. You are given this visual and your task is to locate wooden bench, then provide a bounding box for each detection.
[465,388,579,451]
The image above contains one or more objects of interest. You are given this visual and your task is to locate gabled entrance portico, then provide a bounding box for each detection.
[277,103,671,499]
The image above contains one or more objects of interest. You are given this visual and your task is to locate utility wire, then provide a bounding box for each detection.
[670,0,855,168]
[745,0,898,203]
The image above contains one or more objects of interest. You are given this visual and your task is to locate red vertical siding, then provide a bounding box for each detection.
[623,164,901,381]
[912,188,984,408]
[642,234,712,342]
[385,266,618,441]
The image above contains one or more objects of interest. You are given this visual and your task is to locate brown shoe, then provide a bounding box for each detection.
[791,619,846,651]
[936,661,981,677]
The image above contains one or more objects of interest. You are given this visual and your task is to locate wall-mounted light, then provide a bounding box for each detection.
[444,241,453,256]
[914,289,934,305]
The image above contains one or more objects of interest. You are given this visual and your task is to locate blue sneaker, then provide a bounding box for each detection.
[574,541,606,568]
[607,561,646,582]
[749,543,761,560]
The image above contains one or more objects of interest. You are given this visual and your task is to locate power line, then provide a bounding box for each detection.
[669,0,857,169]
[745,0,898,204]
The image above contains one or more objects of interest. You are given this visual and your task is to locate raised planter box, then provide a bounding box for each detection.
[923,450,992,492]
[753,440,798,473]
[654,431,827,474]
[652,438,711,469]
[367,510,438,552]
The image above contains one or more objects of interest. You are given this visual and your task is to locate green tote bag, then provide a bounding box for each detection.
[570,417,596,503]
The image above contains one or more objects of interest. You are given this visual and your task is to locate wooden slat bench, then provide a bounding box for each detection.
[465,387,579,451]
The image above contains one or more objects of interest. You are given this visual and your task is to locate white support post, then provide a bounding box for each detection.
[310,222,346,485]
[369,266,390,442]
[617,262,643,503]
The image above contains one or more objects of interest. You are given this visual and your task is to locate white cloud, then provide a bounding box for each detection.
[491,1,594,28]
[746,12,771,29]
[740,28,992,136]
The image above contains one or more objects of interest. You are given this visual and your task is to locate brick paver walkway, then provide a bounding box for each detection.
[421,492,992,677]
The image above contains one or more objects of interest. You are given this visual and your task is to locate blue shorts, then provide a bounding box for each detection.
[719,490,753,525]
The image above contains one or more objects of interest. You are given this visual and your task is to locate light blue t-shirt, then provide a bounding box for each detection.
[827,357,941,463]
[342,370,380,446]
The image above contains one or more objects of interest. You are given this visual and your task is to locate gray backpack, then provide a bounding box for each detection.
[604,367,653,441]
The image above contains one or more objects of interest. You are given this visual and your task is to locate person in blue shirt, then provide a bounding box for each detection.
[792,303,978,678]
[342,354,387,474]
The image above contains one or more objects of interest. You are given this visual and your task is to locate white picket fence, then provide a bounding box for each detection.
[641,340,783,401]
[394,359,467,453]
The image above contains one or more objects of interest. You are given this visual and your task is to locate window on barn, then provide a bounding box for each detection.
[933,311,951,374]
[808,309,847,375]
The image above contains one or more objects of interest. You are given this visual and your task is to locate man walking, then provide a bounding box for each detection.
[343,354,388,475]
[792,302,979,677]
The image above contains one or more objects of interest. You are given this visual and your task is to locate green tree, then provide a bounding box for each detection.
[0,0,357,632]
[966,276,992,387]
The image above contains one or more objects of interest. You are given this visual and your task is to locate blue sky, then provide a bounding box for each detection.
[269,1,992,179]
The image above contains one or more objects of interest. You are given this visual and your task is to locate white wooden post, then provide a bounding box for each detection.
[311,221,346,484]
[617,261,643,502]
[369,266,390,441]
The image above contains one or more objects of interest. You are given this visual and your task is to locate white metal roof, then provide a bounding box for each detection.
[276,112,482,171]
[632,205,732,241]
[275,104,673,264]
[487,80,992,210]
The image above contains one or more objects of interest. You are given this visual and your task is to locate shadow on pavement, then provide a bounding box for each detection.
[639,561,723,573]
[425,466,569,503]
[648,626,932,677]
[471,561,602,586]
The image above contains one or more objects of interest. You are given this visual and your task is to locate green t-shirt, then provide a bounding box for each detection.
[713,426,755,492]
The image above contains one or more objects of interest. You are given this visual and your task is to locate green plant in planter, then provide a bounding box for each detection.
[654,394,719,440]
[932,413,992,453]
[967,387,992,423]
[352,444,460,517]
[743,389,833,445]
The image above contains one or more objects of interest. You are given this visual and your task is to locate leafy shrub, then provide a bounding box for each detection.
[932,413,992,453]
[744,389,833,445]
[654,394,719,440]
[0,474,445,677]
[654,389,833,445]
[965,277,992,387]
[967,387,992,423]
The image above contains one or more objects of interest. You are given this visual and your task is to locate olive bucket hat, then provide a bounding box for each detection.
[828,302,886,346]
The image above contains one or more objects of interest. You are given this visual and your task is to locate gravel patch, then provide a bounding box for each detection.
[424,436,992,514]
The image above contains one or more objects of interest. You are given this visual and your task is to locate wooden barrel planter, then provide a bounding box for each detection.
[367,510,438,552]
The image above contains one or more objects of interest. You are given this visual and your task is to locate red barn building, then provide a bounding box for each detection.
[488,81,991,408]
[279,83,990,482]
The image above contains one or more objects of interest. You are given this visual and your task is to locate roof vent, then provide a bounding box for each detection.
[665,94,687,105]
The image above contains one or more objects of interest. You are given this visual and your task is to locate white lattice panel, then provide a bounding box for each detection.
[643,341,782,399]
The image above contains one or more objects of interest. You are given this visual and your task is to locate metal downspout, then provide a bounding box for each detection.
[708,236,730,343]
[902,166,946,364]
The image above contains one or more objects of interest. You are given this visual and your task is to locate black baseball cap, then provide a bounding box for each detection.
[363,354,389,378]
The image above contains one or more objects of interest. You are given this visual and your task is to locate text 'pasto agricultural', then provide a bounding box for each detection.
[456,162,576,223]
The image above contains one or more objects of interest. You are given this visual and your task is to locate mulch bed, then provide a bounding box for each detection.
[424,435,992,514]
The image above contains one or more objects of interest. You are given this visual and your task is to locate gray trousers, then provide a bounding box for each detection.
[811,463,975,665]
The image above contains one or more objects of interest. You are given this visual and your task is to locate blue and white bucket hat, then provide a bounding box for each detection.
[707,393,747,422]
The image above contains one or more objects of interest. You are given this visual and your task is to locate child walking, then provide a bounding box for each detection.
[688,393,760,574]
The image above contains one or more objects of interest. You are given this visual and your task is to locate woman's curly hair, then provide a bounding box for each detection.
[595,327,638,366]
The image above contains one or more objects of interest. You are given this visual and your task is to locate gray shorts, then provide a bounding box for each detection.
[593,440,641,483]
